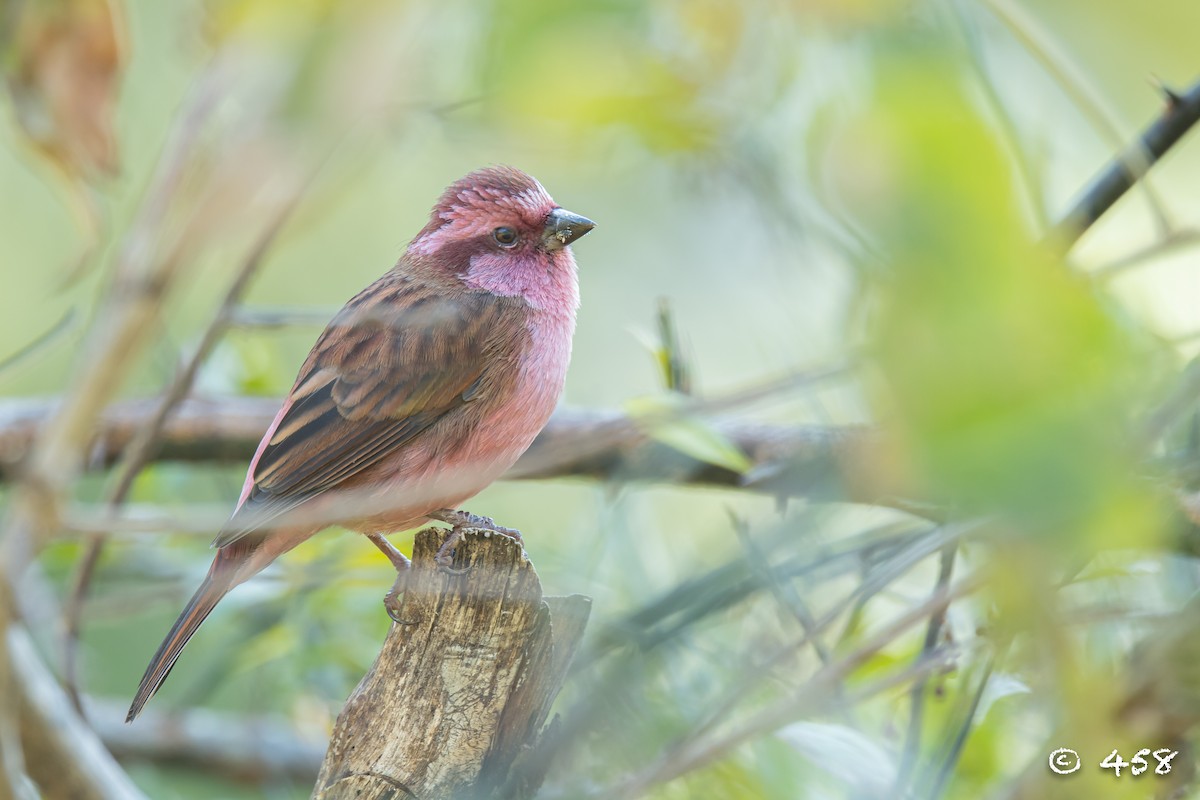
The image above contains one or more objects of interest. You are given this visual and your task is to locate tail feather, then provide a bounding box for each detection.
[126,566,233,723]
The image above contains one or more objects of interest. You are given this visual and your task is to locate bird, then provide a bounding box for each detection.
[127,166,594,722]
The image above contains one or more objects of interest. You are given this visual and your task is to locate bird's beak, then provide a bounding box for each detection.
[544,207,595,250]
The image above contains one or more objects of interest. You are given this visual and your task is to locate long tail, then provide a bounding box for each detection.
[126,557,237,722]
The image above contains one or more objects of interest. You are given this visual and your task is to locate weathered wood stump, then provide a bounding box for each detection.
[312,528,590,800]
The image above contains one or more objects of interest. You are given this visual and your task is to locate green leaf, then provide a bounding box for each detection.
[625,394,753,474]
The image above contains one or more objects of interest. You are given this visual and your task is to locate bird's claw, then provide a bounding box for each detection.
[428,508,523,543]
[383,592,404,623]
[481,517,523,542]
[383,568,411,623]
[430,511,524,574]
[435,528,471,574]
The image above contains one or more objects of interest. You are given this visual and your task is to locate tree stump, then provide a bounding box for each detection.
[312,528,591,800]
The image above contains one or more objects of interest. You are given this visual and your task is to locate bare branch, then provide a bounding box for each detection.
[0,617,34,800]
[84,699,323,785]
[8,626,148,800]
[0,396,887,504]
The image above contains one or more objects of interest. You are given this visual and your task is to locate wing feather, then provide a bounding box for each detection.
[213,275,528,548]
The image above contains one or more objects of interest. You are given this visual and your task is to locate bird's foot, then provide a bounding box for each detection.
[366,532,412,622]
[427,509,523,543]
[365,531,411,573]
[383,570,411,623]
[435,528,470,574]
[428,509,523,573]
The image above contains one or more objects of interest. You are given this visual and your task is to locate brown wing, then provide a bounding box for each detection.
[213,274,529,547]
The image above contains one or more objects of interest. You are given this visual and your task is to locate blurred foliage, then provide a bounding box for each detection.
[849,49,1160,545]
[5,0,1200,798]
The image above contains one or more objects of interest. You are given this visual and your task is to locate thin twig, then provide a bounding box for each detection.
[580,521,937,666]
[543,524,972,800]
[226,306,340,328]
[730,511,833,665]
[606,574,985,800]
[1138,355,1200,451]
[60,504,231,535]
[61,180,306,713]
[526,523,945,800]
[1092,228,1200,281]
[0,618,34,800]
[925,650,997,799]
[0,309,79,382]
[678,524,970,750]
[977,0,1173,241]
[950,0,1050,232]
[894,542,958,795]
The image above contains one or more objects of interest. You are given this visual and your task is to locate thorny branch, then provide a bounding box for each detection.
[980,0,1175,239]
[1051,77,1200,246]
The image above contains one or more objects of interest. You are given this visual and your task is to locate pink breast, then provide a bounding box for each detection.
[347,306,576,533]
[459,307,575,474]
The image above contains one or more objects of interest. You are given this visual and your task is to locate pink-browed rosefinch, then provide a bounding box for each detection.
[127,166,593,722]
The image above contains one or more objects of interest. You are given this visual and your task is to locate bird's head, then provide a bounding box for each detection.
[408,166,594,310]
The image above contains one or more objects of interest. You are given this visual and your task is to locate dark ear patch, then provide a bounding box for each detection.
[429,232,497,273]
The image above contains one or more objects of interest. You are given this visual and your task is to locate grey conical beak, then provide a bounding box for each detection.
[544,207,595,250]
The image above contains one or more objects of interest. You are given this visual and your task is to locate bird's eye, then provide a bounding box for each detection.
[493,227,518,247]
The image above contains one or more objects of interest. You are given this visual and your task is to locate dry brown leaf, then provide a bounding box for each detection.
[5,0,127,181]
